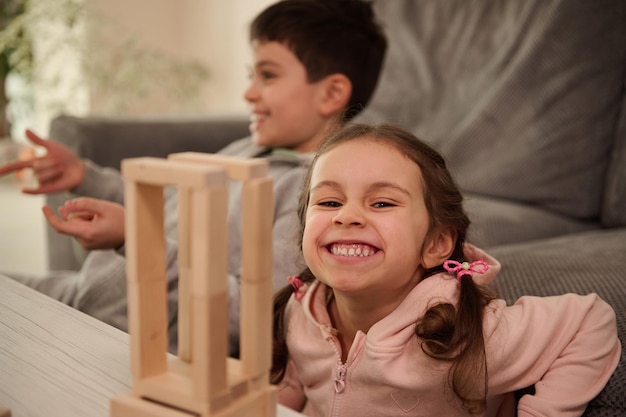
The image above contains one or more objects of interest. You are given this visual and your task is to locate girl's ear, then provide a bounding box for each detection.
[318,73,352,117]
[422,228,456,269]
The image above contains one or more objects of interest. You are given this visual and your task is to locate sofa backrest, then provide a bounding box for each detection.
[49,114,251,171]
[358,0,626,225]
[603,90,626,227]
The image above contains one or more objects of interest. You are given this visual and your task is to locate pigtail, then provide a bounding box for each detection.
[270,282,295,384]
[415,269,495,414]
[270,268,316,384]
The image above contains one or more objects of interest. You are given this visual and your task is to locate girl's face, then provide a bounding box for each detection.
[244,40,329,153]
[302,138,433,301]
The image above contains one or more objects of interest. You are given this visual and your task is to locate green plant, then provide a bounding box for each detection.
[0,0,31,137]
[0,0,210,138]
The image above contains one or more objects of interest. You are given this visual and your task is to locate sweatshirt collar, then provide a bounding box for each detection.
[297,246,501,347]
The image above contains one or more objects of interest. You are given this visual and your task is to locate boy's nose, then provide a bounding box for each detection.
[243,81,259,103]
[333,204,365,227]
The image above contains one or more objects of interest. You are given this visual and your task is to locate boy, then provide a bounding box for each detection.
[0,0,387,355]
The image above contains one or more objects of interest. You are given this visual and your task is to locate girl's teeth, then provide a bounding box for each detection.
[331,243,375,257]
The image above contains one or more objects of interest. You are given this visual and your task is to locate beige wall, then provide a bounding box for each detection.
[87,0,274,115]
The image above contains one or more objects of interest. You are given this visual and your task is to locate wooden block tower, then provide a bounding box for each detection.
[111,152,276,417]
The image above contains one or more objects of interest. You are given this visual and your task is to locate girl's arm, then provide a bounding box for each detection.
[485,293,620,417]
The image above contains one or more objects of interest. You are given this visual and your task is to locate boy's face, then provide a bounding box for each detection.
[245,41,329,153]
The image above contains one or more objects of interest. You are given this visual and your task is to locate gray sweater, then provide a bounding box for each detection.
[9,137,313,355]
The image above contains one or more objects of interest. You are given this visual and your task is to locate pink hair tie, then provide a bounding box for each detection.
[443,260,489,281]
[287,275,307,301]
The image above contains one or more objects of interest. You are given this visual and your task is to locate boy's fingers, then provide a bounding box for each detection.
[25,129,50,148]
[60,208,94,221]
[64,197,104,216]
[42,206,63,229]
[0,159,34,176]
[42,206,85,237]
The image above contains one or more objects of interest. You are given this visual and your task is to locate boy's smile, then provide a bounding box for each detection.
[244,41,329,153]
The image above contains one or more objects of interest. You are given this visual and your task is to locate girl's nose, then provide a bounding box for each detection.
[333,204,365,227]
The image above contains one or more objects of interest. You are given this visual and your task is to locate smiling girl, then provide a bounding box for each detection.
[272,123,620,417]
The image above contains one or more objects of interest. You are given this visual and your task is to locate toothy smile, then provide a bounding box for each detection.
[249,113,266,132]
[329,243,378,257]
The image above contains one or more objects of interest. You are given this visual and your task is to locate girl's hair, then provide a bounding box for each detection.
[272,123,495,414]
[249,0,387,121]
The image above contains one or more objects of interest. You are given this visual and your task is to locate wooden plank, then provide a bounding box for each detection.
[124,181,166,283]
[239,177,274,379]
[122,157,226,188]
[127,280,168,383]
[168,152,268,180]
[111,394,196,417]
[192,294,229,404]
[241,177,274,284]
[177,187,192,362]
[190,186,229,297]
[240,280,273,380]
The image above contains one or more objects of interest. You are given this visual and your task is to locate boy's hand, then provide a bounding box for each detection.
[43,197,126,250]
[0,129,85,194]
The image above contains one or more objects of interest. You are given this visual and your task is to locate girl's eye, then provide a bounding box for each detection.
[373,201,396,208]
[319,201,342,208]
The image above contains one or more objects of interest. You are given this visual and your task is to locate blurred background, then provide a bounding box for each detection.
[0,0,273,275]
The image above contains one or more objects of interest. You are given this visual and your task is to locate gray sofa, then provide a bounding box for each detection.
[45,0,624,415]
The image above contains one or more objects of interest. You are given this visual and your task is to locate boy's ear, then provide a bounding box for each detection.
[318,73,352,117]
[422,227,456,269]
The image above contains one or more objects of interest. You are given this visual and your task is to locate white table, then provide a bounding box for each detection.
[0,274,302,417]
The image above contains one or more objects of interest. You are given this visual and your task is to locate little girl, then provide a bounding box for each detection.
[271,124,620,416]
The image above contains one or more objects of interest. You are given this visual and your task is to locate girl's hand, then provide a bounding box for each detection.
[43,197,126,250]
[0,129,85,194]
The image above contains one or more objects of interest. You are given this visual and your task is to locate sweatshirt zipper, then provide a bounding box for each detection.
[327,336,347,417]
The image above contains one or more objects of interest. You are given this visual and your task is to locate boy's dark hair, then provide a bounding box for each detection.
[250,0,387,121]
[272,123,496,414]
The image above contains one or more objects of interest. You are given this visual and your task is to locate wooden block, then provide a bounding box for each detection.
[135,369,203,415]
[168,152,269,180]
[127,280,168,383]
[191,294,229,402]
[211,385,277,417]
[241,177,274,284]
[122,157,227,188]
[134,359,232,415]
[240,280,273,379]
[111,394,196,417]
[190,185,229,297]
[177,187,192,362]
[124,181,167,283]
[116,155,277,417]
[176,266,193,362]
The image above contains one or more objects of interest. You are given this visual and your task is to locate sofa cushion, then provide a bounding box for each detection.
[602,90,626,227]
[360,0,626,221]
[464,194,599,248]
[491,229,626,417]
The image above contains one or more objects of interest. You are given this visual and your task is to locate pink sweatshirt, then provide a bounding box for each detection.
[278,247,621,416]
